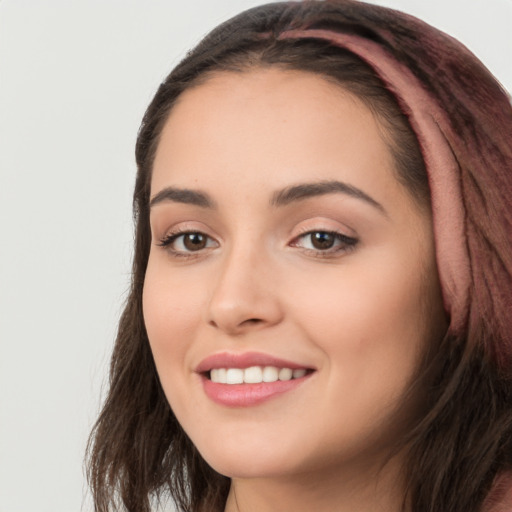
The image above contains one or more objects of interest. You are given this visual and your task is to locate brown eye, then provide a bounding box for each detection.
[183,232,207,251]
[158,231,218,254]
[310,232,336,250]
[292,230,359,255]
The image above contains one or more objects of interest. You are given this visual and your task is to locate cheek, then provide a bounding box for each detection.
[293,259,427,343]
[289,252,431,399]
[143,254,204,333]
[142,258,204,389]
[142,259,215,428]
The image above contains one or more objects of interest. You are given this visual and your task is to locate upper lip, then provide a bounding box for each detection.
[195,351,314,373]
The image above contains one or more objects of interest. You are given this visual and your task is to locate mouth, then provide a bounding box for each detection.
[207,366,313,384]
[196,352,316,407]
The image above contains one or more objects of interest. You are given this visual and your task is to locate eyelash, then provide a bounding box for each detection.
[158,229,218,258]
[157,229,358,258]
[291,230,358,257]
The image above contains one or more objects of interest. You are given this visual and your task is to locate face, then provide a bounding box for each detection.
[143,69,446,481]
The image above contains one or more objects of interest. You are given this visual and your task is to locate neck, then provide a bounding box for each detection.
[224,454,408,512]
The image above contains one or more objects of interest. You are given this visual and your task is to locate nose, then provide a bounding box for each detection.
[207,245,284,335]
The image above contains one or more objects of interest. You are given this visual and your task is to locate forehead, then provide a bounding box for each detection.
[151,68,404,210]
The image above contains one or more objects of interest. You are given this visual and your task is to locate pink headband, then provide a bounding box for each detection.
[279,28,512,359]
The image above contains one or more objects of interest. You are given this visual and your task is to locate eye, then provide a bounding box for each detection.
[158,231,218,255]
[292,230,358,255]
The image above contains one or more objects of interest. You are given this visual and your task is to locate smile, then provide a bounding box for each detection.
[197,352,315,407]
[209,366,308,384]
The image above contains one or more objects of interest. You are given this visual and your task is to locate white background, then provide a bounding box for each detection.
[0,1,510,511]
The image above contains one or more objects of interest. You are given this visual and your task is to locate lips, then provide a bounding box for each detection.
[196,351,311,372]
[196,351,315,407]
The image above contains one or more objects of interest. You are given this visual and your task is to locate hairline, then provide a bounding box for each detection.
[145,62,430,215]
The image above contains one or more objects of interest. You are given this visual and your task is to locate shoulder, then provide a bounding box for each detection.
[481,472,512,512]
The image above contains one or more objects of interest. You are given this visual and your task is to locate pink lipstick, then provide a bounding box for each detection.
[196,351,314,407]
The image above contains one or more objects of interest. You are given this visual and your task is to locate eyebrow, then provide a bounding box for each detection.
[149,180,386,215]
[270,180,386,214]
[149,187,216,209]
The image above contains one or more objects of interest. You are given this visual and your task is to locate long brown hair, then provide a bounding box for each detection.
[86,2,512,511]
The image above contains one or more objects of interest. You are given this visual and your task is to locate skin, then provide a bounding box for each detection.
[143,68,447,512]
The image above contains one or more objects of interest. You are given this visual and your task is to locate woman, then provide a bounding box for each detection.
[87,1,512,511]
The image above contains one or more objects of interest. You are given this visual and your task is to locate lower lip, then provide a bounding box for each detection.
[201,374,312,407]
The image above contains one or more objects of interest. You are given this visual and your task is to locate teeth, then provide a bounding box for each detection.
[210,368,227,384]
[244,366,263,383]
[209,366,309,384]
[226,368,244,384]
[262,366,279,382]
[278,367,293,381]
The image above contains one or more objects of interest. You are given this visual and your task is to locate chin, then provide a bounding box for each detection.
[203,451,300,480]
[191,429,307,480]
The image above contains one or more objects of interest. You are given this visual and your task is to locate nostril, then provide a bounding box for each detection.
[208,318,261,325]
[243,318,263,325]
[208,317,264,334]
